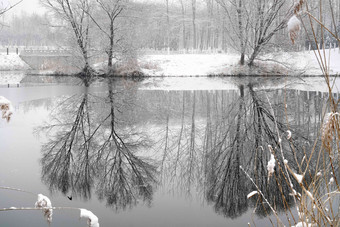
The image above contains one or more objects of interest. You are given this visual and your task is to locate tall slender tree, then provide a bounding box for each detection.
[88,0,125,73]
[43,0,95,85]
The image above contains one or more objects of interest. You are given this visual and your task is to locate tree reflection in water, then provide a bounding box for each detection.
[154,82,316,219]
[37,79,158,210]
[37,79,322,219]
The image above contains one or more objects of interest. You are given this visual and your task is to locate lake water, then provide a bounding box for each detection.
[0,75,338,227]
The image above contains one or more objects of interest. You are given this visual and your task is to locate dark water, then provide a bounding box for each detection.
[0,76,338,227]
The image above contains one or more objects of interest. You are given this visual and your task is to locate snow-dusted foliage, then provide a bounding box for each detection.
[0,96,13,122]
[288,15,301,44]
[34,194,53,223]
[80,209,99,227]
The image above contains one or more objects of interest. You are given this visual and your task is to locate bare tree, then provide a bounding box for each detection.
[42,0,95,85]
[0,0,23,17]
[178,0,187,50]
[191,0,197,49]
[37,80,158,209]
[216,0,293,66]
[38,91,95,199]
[95,78,158,209]
[87,0,125,74]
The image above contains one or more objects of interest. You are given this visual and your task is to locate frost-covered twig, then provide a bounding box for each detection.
[240,165,283,225]
[0,186,35,195]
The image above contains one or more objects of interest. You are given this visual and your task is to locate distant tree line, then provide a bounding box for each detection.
[0,0,339,70]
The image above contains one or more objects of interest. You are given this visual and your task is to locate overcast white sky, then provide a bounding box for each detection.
[1,0,45,16]
[0,0,176,18]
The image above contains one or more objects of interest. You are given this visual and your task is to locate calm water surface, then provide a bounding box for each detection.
[0,76,338,227]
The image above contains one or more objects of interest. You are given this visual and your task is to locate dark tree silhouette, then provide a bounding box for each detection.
[37,80,158,210]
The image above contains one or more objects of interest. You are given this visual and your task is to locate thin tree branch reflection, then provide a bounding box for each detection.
[37,82,322,219]
[38,80,158,210]
[206,85,248,219]
[96,79,157,209]
[155,85,312,219]
[40,91,94,199]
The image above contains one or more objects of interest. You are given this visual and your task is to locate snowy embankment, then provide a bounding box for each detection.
[138,49,340,76]
[0,53,30,85]
[0,53,30,71]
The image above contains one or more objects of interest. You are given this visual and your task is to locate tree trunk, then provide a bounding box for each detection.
[237,0,245,65]
[108,20,114,70]
[179,0,186,50]
[192,0,196,50]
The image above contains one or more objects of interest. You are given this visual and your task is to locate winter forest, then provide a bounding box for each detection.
[0,0,339,227]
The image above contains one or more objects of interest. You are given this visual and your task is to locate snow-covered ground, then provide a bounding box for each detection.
[139,54,239,76]
[139,48,340,76]
[0,53,30,71]
[265,48,340,75]
[0,49,339,78]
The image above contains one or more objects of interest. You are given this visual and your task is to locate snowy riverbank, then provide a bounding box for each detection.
[0,50,339,79]
[138,48,340,76]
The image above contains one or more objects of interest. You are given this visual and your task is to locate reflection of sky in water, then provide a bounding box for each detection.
[0,77,338,227]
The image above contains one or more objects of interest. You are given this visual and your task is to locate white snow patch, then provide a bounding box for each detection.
[329,177,334,185]
[35,194,53,223]
[287,130,292,139]
[247,191,258,199]
[264,48,340,75]
[292,221,316,227]
[293,172,304,183]
[267,154,276,178]
[316,172,322,177]
[139,54,238,76]
[80,209,99,227]
[288,16,301,44]
[305,190,314,200]
[0,96,14,122]
[0,53,30,71]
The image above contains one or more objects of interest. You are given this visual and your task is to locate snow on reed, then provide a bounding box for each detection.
[35,194,53,223]
[80,209,100,227]
[247,191,258,199]
[0,96,13,122]
[267,146,276,179]
[293,172,304,184]
[287,130,292,139]
[288,15,301,44]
